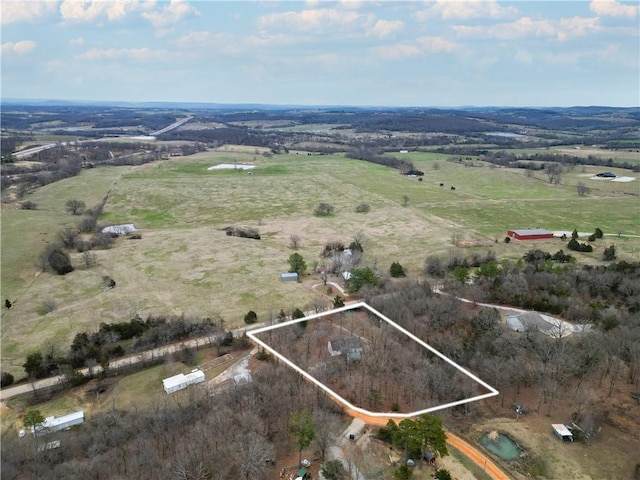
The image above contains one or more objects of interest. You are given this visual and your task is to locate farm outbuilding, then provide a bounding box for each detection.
[507,228,554,240]
[33,411,84,433]
[280,272,298,282]
[552,424,574,442]
[162,369,205,394]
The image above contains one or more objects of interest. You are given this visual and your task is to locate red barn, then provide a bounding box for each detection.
[507,228,554,240]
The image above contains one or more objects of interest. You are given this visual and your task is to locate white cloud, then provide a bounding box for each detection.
[370,19,404,39]
[58,0,197,27]
[453,16,601,41]
[416,36,457,53]
[76,47,170,62]
[338,0,365,10]
[258,8,374,33]
[70,37,85,46]
[590,0,639,18]
[60,0,138,23]
[515,50,533,64]
[173,30,297,57]
[415,0,518,21]
[1,40,37,55]
[371,43,422,60]
[174,30,217,48]
[142,0,199,28]
[1,1,57,25]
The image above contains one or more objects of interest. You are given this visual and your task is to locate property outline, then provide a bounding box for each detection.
[247,302,499,419]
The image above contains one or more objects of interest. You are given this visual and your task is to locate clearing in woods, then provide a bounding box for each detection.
[249,303,498,416]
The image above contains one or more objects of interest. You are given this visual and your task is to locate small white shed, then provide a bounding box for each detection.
[552,424,573,442]
[281,272,298,282]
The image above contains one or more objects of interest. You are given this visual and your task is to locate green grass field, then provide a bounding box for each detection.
[1,148,638,378]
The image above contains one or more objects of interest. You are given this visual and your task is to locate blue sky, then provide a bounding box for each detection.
[2,0,638,107]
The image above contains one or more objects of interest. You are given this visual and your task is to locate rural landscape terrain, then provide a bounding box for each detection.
[1,103,639,479]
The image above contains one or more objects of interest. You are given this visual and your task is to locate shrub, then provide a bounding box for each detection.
[333,296,345,308]
[256,348,271,361]
[603,245,617,261]
[20,200,38,210]
[48,248,74,275]
[65,198,86,215]
[568,238,593,253]
[292,308,305,319]
[435,469,452,480]
[321,460,347,480]
[244,310,258,324]
[77,216,97,233]
[394,465,413,480]
[74,238,92,252]
[314,202,335,216]
[390,262,406,278]
[504,236,511,243]
[1,371,14,388]
[355,203,370,213]
[91,232,115,249]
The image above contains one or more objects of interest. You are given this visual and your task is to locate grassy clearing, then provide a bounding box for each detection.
[448,444,493,480]
[1,149,638,377]
[1,167,129,297]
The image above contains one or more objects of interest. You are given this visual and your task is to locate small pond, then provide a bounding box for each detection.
[479,431,522,460]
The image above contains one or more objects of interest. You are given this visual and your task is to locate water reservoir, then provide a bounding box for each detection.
[479,431,522,460]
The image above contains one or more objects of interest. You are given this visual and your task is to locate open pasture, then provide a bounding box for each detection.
[1,148,639,377]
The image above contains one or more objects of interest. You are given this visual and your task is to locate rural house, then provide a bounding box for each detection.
[33,410,84,433]
[328,337,363,362]
[162,369,205,394]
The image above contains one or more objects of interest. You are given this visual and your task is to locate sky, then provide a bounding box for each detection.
[1,0,639,107]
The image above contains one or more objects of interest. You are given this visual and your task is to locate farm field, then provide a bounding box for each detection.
[1,147,639,379]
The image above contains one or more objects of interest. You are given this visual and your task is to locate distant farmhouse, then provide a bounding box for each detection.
[328,337,363,362]
[162,369,205,394]
[507,228,554,240]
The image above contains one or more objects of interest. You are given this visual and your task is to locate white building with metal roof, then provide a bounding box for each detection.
[162,369,205,394]
[33,411,84,433]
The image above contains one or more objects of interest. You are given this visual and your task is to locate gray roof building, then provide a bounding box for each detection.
[328,337,363,361]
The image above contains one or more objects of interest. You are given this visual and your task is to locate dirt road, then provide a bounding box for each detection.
[340,405,511,480]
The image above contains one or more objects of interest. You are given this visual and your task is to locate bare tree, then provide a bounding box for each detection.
[65,198,86,215]
[236,432,274,480]
[544,163,563,184]
[290,234,302,250]
[576,182,590,197]
[402,195,410,207]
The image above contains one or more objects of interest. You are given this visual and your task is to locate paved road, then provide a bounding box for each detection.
[0,322,267,402]
[13,143,60,159]
[149,116,193,136]
[11,116,192,160]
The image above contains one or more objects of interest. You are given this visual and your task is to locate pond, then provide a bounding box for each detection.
[479,431,522,460]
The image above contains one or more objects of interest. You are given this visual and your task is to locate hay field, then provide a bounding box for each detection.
[1,149,638,377]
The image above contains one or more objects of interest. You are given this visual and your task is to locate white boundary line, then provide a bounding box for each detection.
[247,302,498,419]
